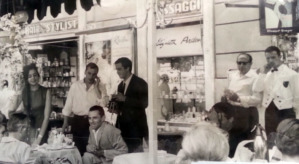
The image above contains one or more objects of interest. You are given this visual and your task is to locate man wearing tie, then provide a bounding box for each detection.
[112,57,148,153]
[253,46,299,136]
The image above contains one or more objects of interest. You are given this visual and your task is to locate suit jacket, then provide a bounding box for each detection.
[253,64,299,117]
[116,74,148,139]
[87,122,128,164]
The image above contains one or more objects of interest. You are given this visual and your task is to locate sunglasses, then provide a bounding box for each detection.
[237,61,250,65]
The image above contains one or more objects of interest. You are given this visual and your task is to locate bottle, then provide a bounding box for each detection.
[186,107,191,118]
[192,106,196,118]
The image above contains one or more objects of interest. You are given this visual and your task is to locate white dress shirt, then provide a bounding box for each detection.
[0,137,31,163]
[62,80,105,116]
[253,64,299,116]
[123,74,133,94]
[227,69,262,107]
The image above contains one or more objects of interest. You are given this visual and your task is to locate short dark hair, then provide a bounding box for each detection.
[85,62,99,72]
[89,105,105,117]
[23,64,39,84]
[2,80,8,87]
[211,102,234,120]
[7,113,30,132]
[237,53,252,63]
[114,57,132,72]
[265,46,281,57]
[276,118,299,156]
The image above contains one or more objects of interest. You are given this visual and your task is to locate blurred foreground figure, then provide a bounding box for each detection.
[0,113,31,163]
[175,122,229,163]
[276,118,299,162]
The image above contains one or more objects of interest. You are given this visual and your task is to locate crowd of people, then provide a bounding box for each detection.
[175,45,299,163]
[0,45,298,163]
[0,57,148,163]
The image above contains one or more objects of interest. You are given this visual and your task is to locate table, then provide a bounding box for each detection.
[112,152,176,164]
[31,146,82,164]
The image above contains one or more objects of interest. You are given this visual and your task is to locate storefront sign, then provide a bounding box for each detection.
[25,18,78,36]
[156,24,202,57]
[158,0,202,18]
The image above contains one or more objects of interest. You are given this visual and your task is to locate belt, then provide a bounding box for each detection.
[74,115,88,119]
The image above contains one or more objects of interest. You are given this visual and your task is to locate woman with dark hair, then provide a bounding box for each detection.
[21,64,51,145]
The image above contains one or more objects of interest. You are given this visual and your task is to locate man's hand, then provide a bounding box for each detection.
[87,145,97,152]
[258,62,275,74]
[112,93,126,102]
[93,149,104,158]
[224,89,240,102]
[87,145,104,157]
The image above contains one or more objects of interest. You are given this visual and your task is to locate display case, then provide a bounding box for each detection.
[41,61,76,112]
[157,55,205,115]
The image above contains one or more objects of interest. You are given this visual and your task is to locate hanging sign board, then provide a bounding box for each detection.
[156,24,202,57]
[158,0,202,18]
[25,17,78,36]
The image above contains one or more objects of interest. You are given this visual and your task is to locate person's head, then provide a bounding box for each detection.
[102,41,111,64]
[236,53,252,75]
[7,113,30,140]
[88,105,105,130]
[276,118,299,158]
[160,74,169,83]
[182,122,229,161]
[85,63,99,84]
[264,46,282,68]
[114,57,132,80]
[23,64,40,87]
[207,102,234,132]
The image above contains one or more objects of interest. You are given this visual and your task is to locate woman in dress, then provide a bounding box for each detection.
[22,64,51,145]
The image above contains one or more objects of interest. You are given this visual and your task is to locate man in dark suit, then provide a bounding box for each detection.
[112,57,148,153]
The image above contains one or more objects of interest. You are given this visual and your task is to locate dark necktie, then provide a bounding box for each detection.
[119,82,126,94]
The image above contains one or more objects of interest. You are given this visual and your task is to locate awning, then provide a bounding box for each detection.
[0,0,99,23]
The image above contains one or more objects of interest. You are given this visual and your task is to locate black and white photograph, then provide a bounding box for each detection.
[0,0,299,164]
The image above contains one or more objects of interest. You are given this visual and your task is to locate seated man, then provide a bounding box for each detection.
[0,113,31,163]
[207,102,259,158]
[83,105,128,164]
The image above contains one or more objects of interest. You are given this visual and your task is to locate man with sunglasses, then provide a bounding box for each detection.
[253,46,299,136]
[223,53,262,108]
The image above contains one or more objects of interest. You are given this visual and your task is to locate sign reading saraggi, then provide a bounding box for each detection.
[25,18,78,36]
[159,0,202,18]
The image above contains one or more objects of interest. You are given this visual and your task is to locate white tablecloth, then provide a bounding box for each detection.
[31,146,82,164]
[113,152,176,164]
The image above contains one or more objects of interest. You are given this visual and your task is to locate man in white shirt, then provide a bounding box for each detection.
[253,46,299,136]
[0,113,31,163]
[83,105,128,164]
[224,53,262,108]
[221,53,261,157]
[62,62,107,155]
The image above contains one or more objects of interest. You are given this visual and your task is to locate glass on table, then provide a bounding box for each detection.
[65,134,73,145]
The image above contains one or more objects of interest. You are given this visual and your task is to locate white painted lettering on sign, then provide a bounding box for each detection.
[25,19,78,36]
